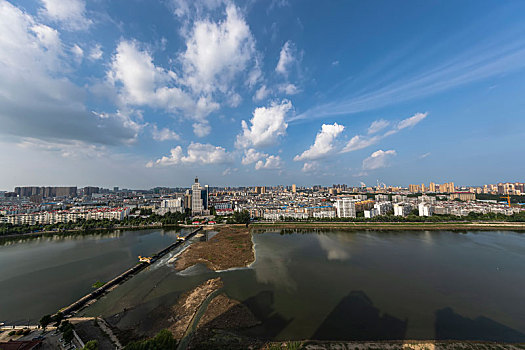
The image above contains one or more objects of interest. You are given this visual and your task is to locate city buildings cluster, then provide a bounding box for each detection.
[0,179,523,227]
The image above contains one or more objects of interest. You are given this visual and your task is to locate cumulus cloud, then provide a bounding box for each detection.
[362,149,397,170]
[192,122,212,137]
[242,148,282,170]
[0,2,141,145]
[180,4,257,94]
[254,85,270,101]
[302,161,318,173]
[277,83,300,95]
[276,41,294,75]
[255,155,283,170]
[242,148,266,165]
[295,123,345,161]
[71,44,83,60]
[236,100,292,148]
[151,125,180,141]
[39,0,92,31]
[89,43,103,61]
[148,142,232,167]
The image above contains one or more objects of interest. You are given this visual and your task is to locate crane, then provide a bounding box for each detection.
[500,194,511,208]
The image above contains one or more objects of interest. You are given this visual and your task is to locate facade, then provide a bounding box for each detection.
[450,192,476,201]
[394,203,413,217]
[191,178,209,215]
[364,208,379,218]
[334,198,357,218]
[418,202,433,216]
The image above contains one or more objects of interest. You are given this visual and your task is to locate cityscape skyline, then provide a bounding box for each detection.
[1,0,525,189]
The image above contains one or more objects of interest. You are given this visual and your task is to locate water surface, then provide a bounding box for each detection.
[0,229,186,323]
[83,229,525,342]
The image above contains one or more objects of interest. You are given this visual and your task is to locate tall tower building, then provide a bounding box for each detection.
[429,182,436,192]
[191,177,208,215]
[292,184,297,193]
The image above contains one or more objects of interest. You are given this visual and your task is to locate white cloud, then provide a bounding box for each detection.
[71,44,83,60]
[362,149,397,170]
[419,152,431,159]
[180,4,257,94]
[277,83,300,95]
[236,99,292,148]
[151,125,180,141]
[148,142,232,167]
[302,161,318,173]
[276,41,294,75]
[342,135,380,152]
[39,0,92,31]
[255,155,283,170]
[89,44,103,61]
[228,92,242,107]
[396,112,428,130]
[254,85,270,101]
[0,2,140,145]
[342,112,428,153]
[367,119,389,134]
[108,39,219,132]
[192,122,211,137]
[242,148,266,164]
[294,123,345,161]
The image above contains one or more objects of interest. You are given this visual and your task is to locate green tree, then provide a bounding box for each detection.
[39,314,52,330]
[124,329,178,350]
[83,340,99,350]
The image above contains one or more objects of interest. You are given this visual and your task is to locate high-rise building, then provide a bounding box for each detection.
[429,182,436,192]
[191,177,208,215]
[334,198,356,218]
[292,184,297,193]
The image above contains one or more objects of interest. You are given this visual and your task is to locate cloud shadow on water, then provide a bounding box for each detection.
[434,307,525,342]
[312,290,407,340]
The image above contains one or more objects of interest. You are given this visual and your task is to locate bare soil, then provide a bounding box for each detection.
[175,225,255,271]
[169,277,223,339]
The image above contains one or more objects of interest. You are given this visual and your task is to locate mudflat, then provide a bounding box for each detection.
[175,225,255,271]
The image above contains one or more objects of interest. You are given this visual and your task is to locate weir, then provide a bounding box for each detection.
[55,226,203,318]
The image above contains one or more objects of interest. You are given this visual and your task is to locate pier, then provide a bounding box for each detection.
[55,226,203,318]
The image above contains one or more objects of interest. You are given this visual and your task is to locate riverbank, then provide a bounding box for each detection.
[251,221,525,231]
[0,223,182,240]
[175,225,255,271]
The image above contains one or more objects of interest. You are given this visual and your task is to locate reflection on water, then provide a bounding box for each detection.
[4,228,524,342]
[79,229,525,342]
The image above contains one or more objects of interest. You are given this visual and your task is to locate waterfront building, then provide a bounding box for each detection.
[393,203,413,217]
[334,198,357,218]
[364,208,379,218]
[418,202,433,217]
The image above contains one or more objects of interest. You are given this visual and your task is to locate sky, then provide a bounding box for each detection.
[1,0,525,190]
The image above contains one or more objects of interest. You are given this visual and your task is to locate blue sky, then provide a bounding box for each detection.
[1,0,524,190]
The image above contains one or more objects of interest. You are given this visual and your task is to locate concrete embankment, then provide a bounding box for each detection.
[56,227,203,318]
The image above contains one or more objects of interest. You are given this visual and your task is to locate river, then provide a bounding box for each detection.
[0,228,191,324]
[2,229,525,341]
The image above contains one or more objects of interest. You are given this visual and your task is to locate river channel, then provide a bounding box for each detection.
[1,229,525,341]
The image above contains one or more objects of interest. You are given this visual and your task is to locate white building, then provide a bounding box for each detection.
[334,198,356,218]
[364,208,379,218]
[393,203,413,217]
[191,177,209,215]
[418,202,433,217]
[374,201,393,215]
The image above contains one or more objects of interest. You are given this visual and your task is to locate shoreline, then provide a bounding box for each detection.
[0,223,182,240]
[250,221,525,231]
